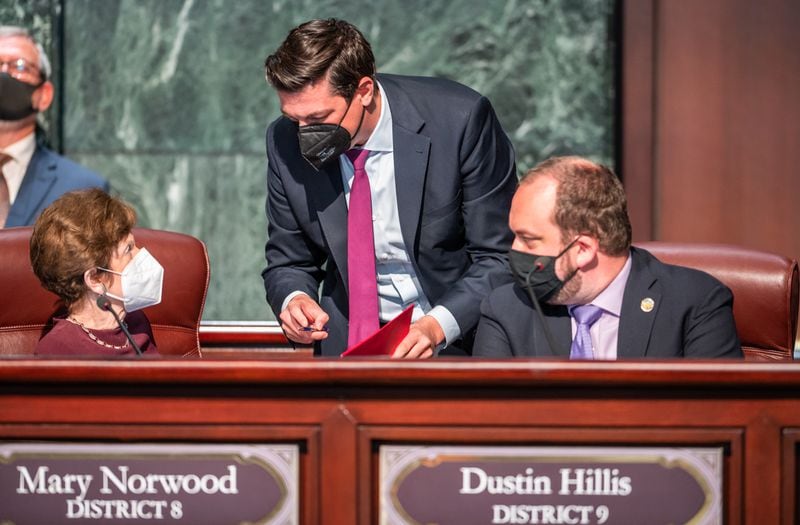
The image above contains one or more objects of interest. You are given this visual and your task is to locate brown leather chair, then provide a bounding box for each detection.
[0,227,209,357]
[636,242,799,361]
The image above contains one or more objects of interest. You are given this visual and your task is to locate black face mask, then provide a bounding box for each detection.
[297,95,365,171]
[508,237,579,303]
[0,73,40,121]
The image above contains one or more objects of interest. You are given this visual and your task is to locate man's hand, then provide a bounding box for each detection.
[280,294,330,344]
[392,315,444,359]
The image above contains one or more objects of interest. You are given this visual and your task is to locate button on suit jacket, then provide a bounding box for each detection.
[474,247,743,358]
[263,74,517,356]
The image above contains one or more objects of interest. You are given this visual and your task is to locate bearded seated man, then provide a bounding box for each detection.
[474,156,743,359]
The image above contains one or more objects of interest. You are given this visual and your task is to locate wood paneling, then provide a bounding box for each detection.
[622,0,800,264]
[3,359,800,524]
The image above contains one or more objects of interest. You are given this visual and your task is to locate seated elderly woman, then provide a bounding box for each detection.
[30,189,161,356]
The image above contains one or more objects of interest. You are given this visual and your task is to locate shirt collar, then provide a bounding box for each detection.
[1,132,36,167]
[590,253,632,317]
[360,81,393,153]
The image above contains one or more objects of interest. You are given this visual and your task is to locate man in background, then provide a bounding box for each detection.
[262,19,516,357]
[0,26,107,228]
[475,156,742,358]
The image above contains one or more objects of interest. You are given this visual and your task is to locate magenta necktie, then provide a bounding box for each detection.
[345,149,379,346]
[0,153,12,228]
[568,304,603,360]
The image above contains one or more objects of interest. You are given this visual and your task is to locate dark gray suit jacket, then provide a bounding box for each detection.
[6,143,108,227]
[263,74,517,356]
[474,247,743,358]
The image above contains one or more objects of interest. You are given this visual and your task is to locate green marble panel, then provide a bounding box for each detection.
[62,0,615,168]
[69,152,270,321]
[17,0,615,321]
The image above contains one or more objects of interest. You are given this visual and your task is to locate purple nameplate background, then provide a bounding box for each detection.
[0,443,298,524]
[380,445,722,525]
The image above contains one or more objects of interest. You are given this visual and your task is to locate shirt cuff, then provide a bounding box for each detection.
[426,305,461,352]
[281,291,310,313]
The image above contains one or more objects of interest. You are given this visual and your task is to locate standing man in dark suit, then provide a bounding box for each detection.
[262,19,517,357]
[0,26,108,228]
[475,156,743,358]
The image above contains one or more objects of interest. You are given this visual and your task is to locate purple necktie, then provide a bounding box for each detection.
[345,149,379,346]
[569,304,603,360]
[0,153,12,228]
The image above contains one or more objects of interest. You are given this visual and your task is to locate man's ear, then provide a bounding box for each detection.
[574,234,599,269]
[32,81,54,112]
[355,76,375,107]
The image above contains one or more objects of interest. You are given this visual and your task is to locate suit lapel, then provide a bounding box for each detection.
[379,76,430,255]
[7,146,56,227]
[617,249,661,358]
[394,127,430,254]
[517,286,571,357]
[537,306,572,357]
[312,162,349,288]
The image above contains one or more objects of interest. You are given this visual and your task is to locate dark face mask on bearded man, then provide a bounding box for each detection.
[508,237,580,303]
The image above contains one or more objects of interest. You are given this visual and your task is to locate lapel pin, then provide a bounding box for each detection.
[640,297,655,312]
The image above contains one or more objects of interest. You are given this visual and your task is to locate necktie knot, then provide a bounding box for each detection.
[345,148,370,172]
[568,304,604,360]
[569,304,604,326]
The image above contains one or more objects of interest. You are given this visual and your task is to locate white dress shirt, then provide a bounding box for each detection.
[0,133,36,204]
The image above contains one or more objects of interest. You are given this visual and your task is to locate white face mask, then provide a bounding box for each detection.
[99,248,164,312]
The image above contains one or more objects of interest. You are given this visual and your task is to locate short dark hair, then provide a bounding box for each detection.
[30,189,137,308]
[264,18,375,99]
[522,156,632,256]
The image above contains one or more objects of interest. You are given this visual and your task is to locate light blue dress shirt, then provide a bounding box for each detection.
[283,82,461,348]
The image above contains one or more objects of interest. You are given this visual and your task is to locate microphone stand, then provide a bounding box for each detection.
[97,296,143,356]
[523,283,563,357]
[511,257,565,356]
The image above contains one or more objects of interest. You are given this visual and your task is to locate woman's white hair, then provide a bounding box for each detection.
[0,25,52,80]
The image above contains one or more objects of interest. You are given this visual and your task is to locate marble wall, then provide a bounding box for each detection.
[3,0,615,321]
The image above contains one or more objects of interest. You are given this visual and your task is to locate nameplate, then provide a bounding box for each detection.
[380,445,722,524]
[0,442,298,524]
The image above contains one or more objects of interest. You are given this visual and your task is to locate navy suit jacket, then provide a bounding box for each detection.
[263,74,517,356]
[474,247,743,358]
[6,143,109,227]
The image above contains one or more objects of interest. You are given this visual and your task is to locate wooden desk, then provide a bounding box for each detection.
[1,359,798,524]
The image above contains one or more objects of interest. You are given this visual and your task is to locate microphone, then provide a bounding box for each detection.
[97,295,143,356]
[521,258,565,357]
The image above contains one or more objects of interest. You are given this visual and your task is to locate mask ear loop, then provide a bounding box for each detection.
[337,90,367,149]
[97,280,125,305]
[349,99,366,146]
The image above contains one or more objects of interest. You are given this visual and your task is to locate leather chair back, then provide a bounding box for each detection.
[636,242,798,360]
[0,227,209,357]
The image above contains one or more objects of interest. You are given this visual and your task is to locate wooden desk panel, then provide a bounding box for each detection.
[1,359,799,524]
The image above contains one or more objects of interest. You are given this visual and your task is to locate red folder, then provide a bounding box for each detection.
[341,306,414,357]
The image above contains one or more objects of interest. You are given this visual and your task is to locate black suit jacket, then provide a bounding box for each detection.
[6,143,108,227]
[474,247,743,358]
[262,74,517,356]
